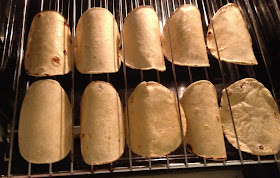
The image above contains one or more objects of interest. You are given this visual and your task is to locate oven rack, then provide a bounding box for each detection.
[1,0,280,177]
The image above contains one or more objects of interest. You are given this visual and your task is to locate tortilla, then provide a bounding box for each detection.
[181,80,226,160]
[161,5,209,67]
[80,81,124,165]
[75,8,122,74]
[25,11,72,76]
[18,79,72,164]
[123,6,166,71]
[127,81,186,157]
[206,3,258,65]
[220,78,280,155]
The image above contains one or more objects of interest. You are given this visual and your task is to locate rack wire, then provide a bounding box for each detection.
[1,0,280,177]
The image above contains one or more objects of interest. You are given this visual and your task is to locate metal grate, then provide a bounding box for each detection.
[1,0,280,177]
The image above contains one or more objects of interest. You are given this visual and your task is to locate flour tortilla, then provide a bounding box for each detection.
[206,3,258,65]
[75,8,122,74]
[161,5,209,67]
[18,79,72,164]
[25,11,72,76]
[80,81,124,165]
[127,81,186,157]
[181,80,226,160]
[220,78,280,155]
[123,6,166,71]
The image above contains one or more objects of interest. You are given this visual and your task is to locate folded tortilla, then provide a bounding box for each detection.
[207,3,258,65]
[220,78,280,155]
[123,6,166,71]
[162,5,209,67]
[80,81,125,165]
[18,79,72,164]
[75,8,122,74]
[127,81,186,157]
[181,80,226,160]
[25,11,72,76]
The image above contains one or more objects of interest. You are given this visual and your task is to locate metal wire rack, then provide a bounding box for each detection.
[1,0,280,177]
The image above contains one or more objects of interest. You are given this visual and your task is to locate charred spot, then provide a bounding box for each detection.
[186,144,192,151]
[207,31,212,36]
[63,50,67,55]
[37,14,42,18]
[81,133,85,138]
[34,73,38,75]
[259,145,263,149]
[207,157,213,160]
[52,56,60,64]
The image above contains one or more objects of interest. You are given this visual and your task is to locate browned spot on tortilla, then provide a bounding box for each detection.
[186,144,192,151]
[52,56,60,64]
[69,38,72,43]
[130,97,133,104]
[108,136,111,140]
[39,67,46,71]
[259,145,263,149]
[274,112,277,116]
[81,133,85,138]
[63,50,67,55]
[45,73,49,76]
[34,73,38,75]
[37,14,42,18]
[216,116,219,121]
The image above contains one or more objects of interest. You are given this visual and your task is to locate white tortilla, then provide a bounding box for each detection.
[123,6,166,71]
[181,80,226,160]
[127,81,186,157]
[220,78,280,155]
[18,79,72,164]
[80,81,125,165]
[161,5,209,67]
[75,7,122,74]
[25,11,72,76]
[207,3,258,65]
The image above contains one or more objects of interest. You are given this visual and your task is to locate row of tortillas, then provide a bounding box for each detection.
[24,3,257,76]
[18,78,280,165]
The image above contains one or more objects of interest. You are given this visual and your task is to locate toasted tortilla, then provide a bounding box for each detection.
[206,3,258,65]
[18,79,72,164]
[75,8,122,74]
[123,6,166,71]
[161,5,209,67]
[220,78,280,155]
[80,81,125,165]
[127,81,186,157]
[25,11,72,76]
[181,80,226,160]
